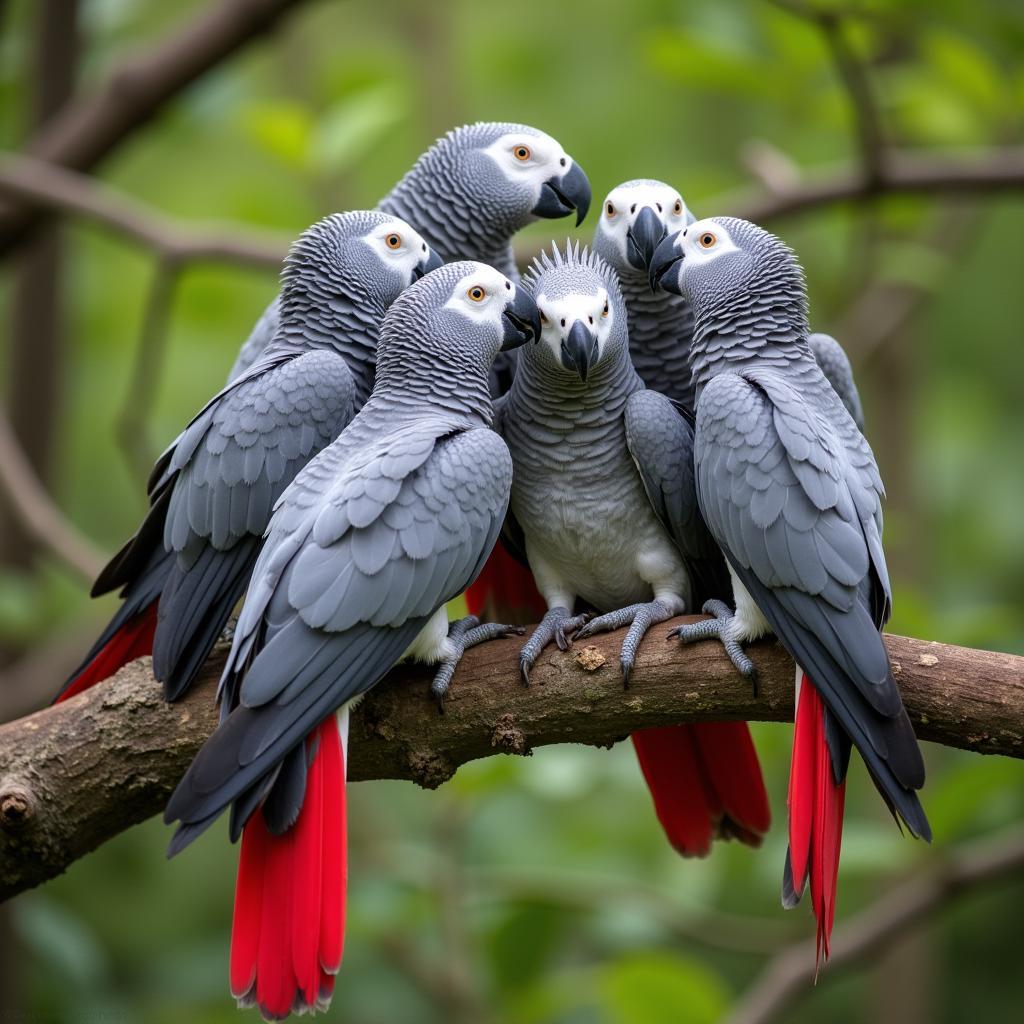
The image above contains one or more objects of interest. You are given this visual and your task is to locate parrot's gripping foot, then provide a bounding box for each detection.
[573,599,675,685]
[667,599,758,689]
[431,615,525,710]
[519,606,591,685]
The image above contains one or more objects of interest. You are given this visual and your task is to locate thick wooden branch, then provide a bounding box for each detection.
[0,0,310,258]
[1,622,1021,902]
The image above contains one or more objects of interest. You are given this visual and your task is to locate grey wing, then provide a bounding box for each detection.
[227,295,281,383]
[165,425,513,844]
[624,388,730,604]
[695,370,926,833]
[809,332,865,432]
[164,349,357,557]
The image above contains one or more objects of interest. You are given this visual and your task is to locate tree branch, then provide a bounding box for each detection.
[1,623,1021,901]
[0,0,311,258]
[725,827,1024,1024]
[0,407,106,582]
[0,153,288,268]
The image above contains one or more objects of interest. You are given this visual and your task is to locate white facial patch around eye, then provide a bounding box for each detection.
[600,181,687,264]
[482,130,570,200]
[681,219,739,267]
[364,221,428,281]
[443,265,514,326]
[535,288,613,363]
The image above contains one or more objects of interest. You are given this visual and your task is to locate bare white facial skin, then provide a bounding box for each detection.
[482,130,574,202]
[600,181,690,266]
[363,220,433,283]
[444,262,517,329]
[534,287,614,366]
[675,217,741,269]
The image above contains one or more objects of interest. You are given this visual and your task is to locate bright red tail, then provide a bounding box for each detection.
[56,602,159,703]
[631,722,771,858]
[786,675,845,964]
[230,716,347,1019]
[465,545,546,623]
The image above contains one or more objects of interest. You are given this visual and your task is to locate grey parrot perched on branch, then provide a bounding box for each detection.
[56,212,440,705]
[592,179,865,427]
[228,121,592,391]
[649,216,929,959]
[164,261,541,1020]
[497,242,770,856]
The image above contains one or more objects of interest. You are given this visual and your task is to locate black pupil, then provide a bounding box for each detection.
[517,148,526,157]
[703,235,712,245]
[606,204,613,215]
[389,236,398,246]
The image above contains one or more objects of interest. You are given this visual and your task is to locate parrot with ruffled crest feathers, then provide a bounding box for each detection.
[165,261,540,1019]
[649,216,929,959]
[497,241,771,857]
[56,212,439,705]
[229,121,591,386]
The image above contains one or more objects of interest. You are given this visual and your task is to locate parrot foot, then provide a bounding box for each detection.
[573,599,675,686]
[667,599,758,690]
[431,616,525,710]
[519,607,591,685]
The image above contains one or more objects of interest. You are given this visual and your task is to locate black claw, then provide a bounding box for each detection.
[520,659,532,686]
[621,660,633,688]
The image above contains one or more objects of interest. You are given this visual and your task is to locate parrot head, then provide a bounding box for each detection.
[649,216,804,306]
[412,122,592,233]
[280,210,441,318]
[593,179,693,275]
[376,260,541,384]
[523,242,627,384]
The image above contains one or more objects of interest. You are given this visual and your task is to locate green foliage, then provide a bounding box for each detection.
[1,0,1023,1021]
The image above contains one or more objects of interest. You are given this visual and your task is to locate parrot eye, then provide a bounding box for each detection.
[601,300,609,318]
[605,201,616,218]
[385,233,402,250]
[513,145,531,162]
[467,285,487,302]
[698,231,717,249]
[673,200,683,215]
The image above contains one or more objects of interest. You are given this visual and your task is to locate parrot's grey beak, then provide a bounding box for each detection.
[649,232,684,294]
[626,206,666,273]
[501,289,542,351]
[532,162,592,227]
[413,248,444,280]
[560,320,599,382]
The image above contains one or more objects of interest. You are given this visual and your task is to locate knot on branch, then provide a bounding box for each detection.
[491,713,528,755]
[0,782,35,831]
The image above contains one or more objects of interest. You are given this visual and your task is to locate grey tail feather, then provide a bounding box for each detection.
[91,484,173,598]
[152,537,260,702]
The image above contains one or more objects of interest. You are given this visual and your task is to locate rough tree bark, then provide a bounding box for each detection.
[0,620,1021,902]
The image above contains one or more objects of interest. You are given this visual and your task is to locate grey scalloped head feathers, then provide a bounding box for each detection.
[524,239,624,310]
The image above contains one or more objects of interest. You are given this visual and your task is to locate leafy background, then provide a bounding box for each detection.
[1,0,1023,1021]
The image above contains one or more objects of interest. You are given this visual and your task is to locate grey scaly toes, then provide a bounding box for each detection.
[573,599,675,685]
[667,599,758,687]
[431,615,525,709]
[519,606,591,684]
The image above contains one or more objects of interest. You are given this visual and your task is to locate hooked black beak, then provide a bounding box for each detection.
[626,206,667,273]
[649,231,684,295]
[531,161,592,227]
[560,319,599,382]
[501,288,542,351]
[413,248,444,280]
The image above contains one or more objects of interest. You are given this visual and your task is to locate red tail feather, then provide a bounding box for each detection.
[56,602,158,703]
[631,722,770,857]
[231,717,347,1019]
[465,545,546,623]
[787,675,845,963]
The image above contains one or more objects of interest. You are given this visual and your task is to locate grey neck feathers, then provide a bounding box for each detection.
[273,278,387,406]
[506,340,642,435]
[688,263,814,401]
[617,269,696,412]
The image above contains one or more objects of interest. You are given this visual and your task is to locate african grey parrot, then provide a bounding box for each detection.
[164,261,541,1019]
[495,242,770,856]
[592,179,865,426]
[56,212,439,705]
[228,121,591,390]
[649,216,929,958]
